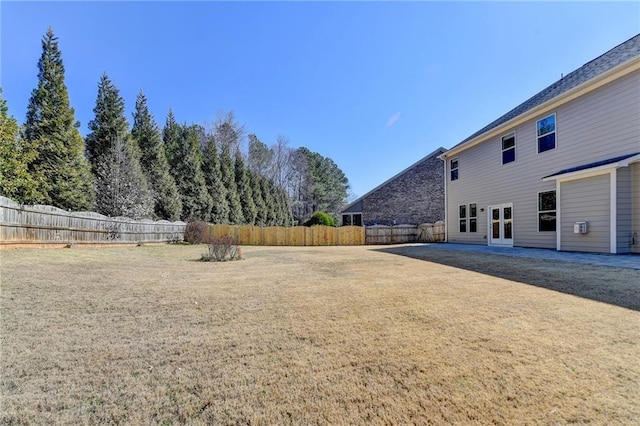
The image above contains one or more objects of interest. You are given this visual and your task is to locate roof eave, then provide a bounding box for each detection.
[542,153,640,182]
[440,56,640,160]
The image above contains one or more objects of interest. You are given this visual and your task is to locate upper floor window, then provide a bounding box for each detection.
[537,114,556,153]
[501,132,515,164]
[538,191,556,231]
[450,158,459,181]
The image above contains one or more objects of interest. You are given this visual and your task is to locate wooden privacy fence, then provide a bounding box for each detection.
[207,224,366,246]
[206,222,444,246]
[365,221,445,245]
[0,196,185,246]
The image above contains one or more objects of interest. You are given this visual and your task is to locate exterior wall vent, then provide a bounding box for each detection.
[573,222,588,234]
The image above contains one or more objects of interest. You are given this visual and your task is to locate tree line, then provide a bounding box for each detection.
[0,28,350,225]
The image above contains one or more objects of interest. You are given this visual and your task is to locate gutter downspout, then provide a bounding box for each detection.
[439,154,448,243]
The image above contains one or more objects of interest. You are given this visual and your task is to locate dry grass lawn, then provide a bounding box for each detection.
[1,244,639,425]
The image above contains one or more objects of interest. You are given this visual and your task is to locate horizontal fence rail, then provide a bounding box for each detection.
[0,196,185,246]
[207,224,366,246]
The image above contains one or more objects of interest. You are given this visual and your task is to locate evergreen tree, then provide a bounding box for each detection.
[251,172,268,226]
[86,74,129,169]
[131,91,181,220]
[220,143,244,224]
[162,109,181,169]
[235,151,257,225]
[260,177,276,226]
[291,147,349,222]
[0,89,39,203]
[87,73,152,218]
[94,135,152,219]
[201,134,229,223]
[276,186,294,226]
[167,123,212,221]
[22,28,94,210]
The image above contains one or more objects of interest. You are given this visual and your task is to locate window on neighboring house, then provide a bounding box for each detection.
[538,191,556,231]
[469,203,477,232]
[502,132,515,164]
[342,213,363,227]
[537,114,556,153]
[450,158,459,181]
[459,204,467,232]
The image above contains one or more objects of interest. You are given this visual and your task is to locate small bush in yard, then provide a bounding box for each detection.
[184,220,208,244]
[305,212,335,227]
[201,236,242,262]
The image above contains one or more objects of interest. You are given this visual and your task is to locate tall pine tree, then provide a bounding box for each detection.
[163,120,212,221]
[260,177,276,226]
[0,89,39,203]
[251,172,268,226]
[131,91,181,220]
[201,134,229,223]
[87,73,152,218]
[22,28,94,210]
[234,151,257,225]
[219,141,243,224]
[94,135,152,219]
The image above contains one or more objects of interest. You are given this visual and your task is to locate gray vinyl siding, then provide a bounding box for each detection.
[446,70,640,249]
[632,163,640,254]
[560,174,610,253]
[616,167,633,254]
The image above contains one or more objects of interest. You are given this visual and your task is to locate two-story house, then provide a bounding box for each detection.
[439,34,640,254]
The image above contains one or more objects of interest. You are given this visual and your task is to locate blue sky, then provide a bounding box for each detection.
[2,1,638,199]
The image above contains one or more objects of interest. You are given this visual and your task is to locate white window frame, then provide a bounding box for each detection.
[501,132,516,164]
[458,204,467,232]
[536,113,557,154]
[537,190,557,232]
[468,202,478,233]
[450,157,459,181]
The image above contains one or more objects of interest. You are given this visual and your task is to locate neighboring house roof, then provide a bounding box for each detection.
[542,152,640,180]
[340,146,446,213]
[444,34,640,156]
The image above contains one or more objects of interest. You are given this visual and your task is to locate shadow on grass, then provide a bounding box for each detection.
[374,245,640,312]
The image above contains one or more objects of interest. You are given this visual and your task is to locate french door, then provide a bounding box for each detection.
[488,203,513,246]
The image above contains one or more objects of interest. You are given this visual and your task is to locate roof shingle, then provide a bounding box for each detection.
[451,34,640,150]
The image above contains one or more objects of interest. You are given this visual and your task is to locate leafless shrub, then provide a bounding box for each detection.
[184,220,208,244]
[201,235,242,262]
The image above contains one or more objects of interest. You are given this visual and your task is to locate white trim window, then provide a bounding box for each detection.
[450,158,459,181]
[459,203,478,233]
[469,203,478,232]
[538,191,556,231]
[459,204,467,232]
[501,132,515,164]
[537,113,556,153]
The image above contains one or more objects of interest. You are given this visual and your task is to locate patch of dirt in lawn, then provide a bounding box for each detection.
[1,244,639,424]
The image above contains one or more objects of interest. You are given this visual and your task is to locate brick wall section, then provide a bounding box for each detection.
[362,153,444,226]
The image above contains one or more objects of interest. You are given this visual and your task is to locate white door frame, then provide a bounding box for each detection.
[487,203,514,247]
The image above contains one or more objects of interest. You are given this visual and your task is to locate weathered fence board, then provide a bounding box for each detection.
[0,196,185,246]
[364,222,445,245]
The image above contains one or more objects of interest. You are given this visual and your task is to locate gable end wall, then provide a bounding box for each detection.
[362,155,444,226]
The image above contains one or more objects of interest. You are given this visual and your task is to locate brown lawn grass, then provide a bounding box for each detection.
[1,244,639,425]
